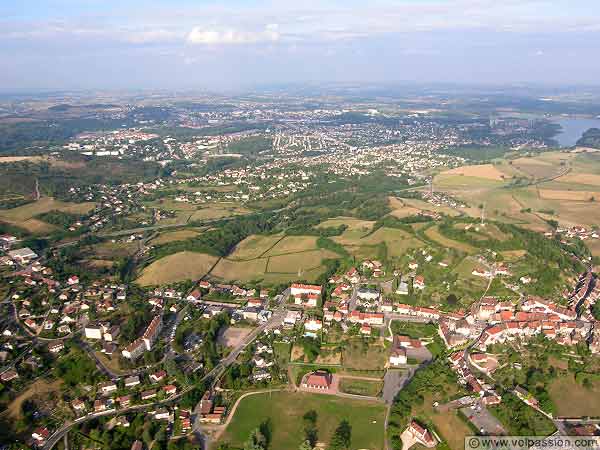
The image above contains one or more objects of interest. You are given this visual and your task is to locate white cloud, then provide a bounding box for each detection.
[187,24,280,45]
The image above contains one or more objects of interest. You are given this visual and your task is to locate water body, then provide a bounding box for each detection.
[551,117,600,147]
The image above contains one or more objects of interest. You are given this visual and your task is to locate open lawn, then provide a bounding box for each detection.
[219,391,386,450]
[342,338,388,370]
[548,374,600,417]
[137,251,218,286]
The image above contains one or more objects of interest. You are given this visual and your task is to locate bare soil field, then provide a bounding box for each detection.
[218,326,253,347]
[137,251,218,286]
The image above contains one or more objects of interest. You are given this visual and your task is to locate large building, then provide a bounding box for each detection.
[122,315,162,360]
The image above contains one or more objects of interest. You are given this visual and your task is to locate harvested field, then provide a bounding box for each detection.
[442,164,510,181]
[267,249,339,273]
[210,258,268,282]
[263,235,318,256]
[228,233,284,260]
[137,251,218,286]
[538,190,598,201]
[556,172,600,186]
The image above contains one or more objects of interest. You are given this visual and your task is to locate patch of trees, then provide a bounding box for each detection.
[36,209,81,228]
[488,392,556,436]
[56,348,103,387]
[316,236,350,258]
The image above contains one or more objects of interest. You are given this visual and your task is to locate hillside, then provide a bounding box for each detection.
[576,127,600,149]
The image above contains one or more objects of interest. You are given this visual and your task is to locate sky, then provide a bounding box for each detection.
[1,0,600,91]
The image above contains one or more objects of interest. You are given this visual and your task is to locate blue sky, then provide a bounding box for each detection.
[1,0,599,90]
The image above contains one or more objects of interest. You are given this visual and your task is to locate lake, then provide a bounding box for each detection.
[551,117,600,147]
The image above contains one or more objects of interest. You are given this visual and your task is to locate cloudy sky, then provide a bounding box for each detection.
[1,0,599,90]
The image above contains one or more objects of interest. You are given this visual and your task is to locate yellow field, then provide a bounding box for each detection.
[137,251,218,286]
[264,235,319,256]
[424,225,476,253]
[442,163,510,181]
[228,233,284,260]
[556,172,600,186]
[151,229,201,245]
[267,249,339,273]
[210,258,268,282]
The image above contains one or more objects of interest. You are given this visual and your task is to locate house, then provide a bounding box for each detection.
[117,395,131,407]
[246,298,264,308]
[8,247,38,264]
[344,267,361,284]
[290,283,322,296]
[0,369,19,382]
[104,325,120,342]
[413,275,426,290]
[155,408,170,420]
[67,275,80,285]
[283,310,302,327]
[360,323,372,335]
[150,370,167,383]
[131,440,143,450]
[304,318,323,332]
[99,381,117,395]
[163,384,177,395]
[31,427,50,445]
[293,293,319,308]
[48,341,64,353]
[407,421,436,447]
[124,375,140,388]
[357,287,379,301]
[71,399,86,412]
[389,347,407,366]
[84,325,104,340]
[302,371,332,390]
[140,389,157,400]
[242,306,261,321]
[186,290,202,302]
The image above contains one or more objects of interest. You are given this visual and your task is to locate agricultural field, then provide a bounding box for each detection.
[210,235,340,284]
[137,251,218,286]
[188,203,252,222]
[442,163,511,181]
[228,233,284,260]
[219,391,386,450]
[0,197,95,234]
[387,197,423,218]
[320,217,375,244]
[434,151,600,229]
[89,241,139,260]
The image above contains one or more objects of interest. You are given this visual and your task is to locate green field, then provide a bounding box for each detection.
[338,378,383,397]
[219,391,386,450]
[342,338,388,371]
[150,229,202,245]
[424,225,476,254]
[229,233,284,260]
[548,374,600,417]
[137,251,218,286]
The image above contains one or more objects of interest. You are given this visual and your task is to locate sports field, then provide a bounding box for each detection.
[137,251,218,286]
[219,391,386,450]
